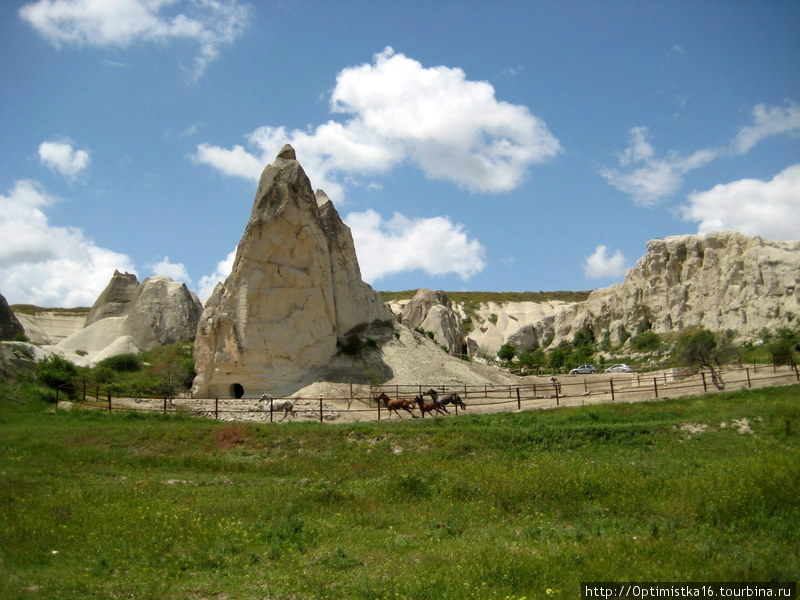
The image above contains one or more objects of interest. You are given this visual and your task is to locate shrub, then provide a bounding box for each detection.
[767,326,800,364]
[97,353,142,372]
[631,330,661,352]
[339,334,363,356]
[35,354,78,391]
[497,343,517,362]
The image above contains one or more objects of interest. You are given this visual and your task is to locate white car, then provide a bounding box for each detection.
[569,364,597,374]
[605,364,634,373]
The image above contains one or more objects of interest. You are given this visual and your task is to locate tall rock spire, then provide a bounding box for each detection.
[192,146,392,398]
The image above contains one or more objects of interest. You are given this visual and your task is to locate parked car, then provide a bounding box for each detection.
[569,364,597,374]
[605,364,634,373]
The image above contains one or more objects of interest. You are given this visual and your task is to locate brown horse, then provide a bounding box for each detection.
[375,392,418,418]
[414,394,447,417]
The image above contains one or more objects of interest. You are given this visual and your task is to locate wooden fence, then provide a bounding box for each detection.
[56,362,799,423]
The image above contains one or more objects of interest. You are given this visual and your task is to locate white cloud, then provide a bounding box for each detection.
[680,163,800,241]
[194,47,561,198]
[731,100,800,155]
[38,139,90,180]
[196,247,236,302]
[584,245,627,279]
[0,180,136,306]
[345,209,486,283]
[19,0,252,82]
[150,256,191,284]
[600,126,717,206]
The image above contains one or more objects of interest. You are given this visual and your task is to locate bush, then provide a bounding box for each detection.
[631,330,661,352]
[339,335,364,356]
[497,343,517,362]
[767,326,800,364]
[35,354,78,391]
[97,353,142,372]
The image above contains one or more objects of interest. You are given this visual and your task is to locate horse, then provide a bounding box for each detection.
[414,394,447,417]
[375,392,418,419]
[260,393,296,421]
[425,389,466,412]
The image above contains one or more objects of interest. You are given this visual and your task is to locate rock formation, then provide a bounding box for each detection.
[85,270,140,325]
[398,289,463,354]
[192,145,394,398]
[121,276,203,350]
[54,274,203,362]
[0,293,24,341]
[545,231,800,348]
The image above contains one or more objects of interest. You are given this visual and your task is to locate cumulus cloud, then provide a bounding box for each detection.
[680,163,800,241]
[19,0,252,82]
[731,100,800,155]
[38,139,90,180]
[583,244,627,279]
[150,256,191,284]
[196,247,236,302]
[345,209,486,283]
[600,127,717,206]
[194,47,561,197]
[0,180,136,306]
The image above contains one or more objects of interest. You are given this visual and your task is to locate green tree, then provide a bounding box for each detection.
[497,343,517,362]
[677,329,738,389]
[548,344,572,371]
[767,326,800,365]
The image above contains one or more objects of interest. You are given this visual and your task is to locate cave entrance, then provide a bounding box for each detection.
[230,383,244,399]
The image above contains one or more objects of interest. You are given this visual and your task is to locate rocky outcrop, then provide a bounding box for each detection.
[316,190,392,335]
[0,293,24,341]
[398,289,463,354]
[13,310,87,345]
[52,275,203,362]
[192,145,394,398]
[121,276,203,350]
[85,271,140,325]
[546,231,800,348]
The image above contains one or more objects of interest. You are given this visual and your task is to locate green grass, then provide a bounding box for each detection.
[1,384,799,599]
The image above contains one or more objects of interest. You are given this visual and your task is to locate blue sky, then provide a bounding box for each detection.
[1,0,798,307]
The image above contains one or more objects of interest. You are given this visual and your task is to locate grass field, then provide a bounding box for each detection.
[1,384,798,599]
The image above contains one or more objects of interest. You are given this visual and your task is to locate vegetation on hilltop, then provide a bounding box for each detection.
[378,290,592,303]
[10,304,90,317]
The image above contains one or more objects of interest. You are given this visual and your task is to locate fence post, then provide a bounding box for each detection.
[83,379,86,402]
[610,378,615,402]
[163,396,167,414]
[746,368,751,388]
[555,383,560,407]
[701,372,708,393]
[215,398,219,420]
[319,397,323,422]
[516,387,521,411]
[377,397,381,421]
[269,398,274,422]
[107,390,112,413]
[653,378,659,400]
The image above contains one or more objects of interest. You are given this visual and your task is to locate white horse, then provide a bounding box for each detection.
[259,393,295,421]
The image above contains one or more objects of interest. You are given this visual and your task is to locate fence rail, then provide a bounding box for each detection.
[55,361,800,424]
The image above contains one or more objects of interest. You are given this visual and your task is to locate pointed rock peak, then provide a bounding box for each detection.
[277,144,296,160]
[315,189,331,207]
